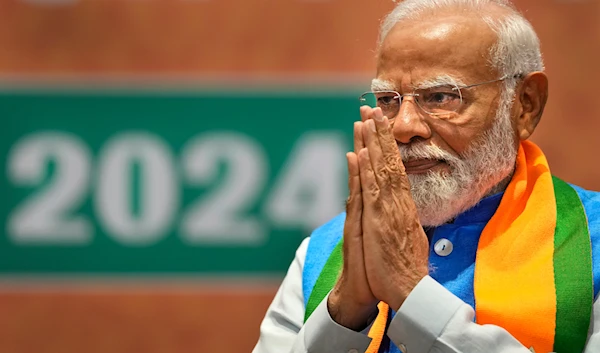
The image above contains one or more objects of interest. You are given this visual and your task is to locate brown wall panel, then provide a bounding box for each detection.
[0,0,394,74]
[0,288,277,353]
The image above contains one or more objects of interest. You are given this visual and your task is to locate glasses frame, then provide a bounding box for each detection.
[359,73,524,117]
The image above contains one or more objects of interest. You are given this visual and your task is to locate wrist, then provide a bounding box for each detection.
[387,273,428,311]
[327,289,379,331]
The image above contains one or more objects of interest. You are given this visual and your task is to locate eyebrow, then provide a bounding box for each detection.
[371,75,467,92]
[371,78,396,91]
[413,75,466,90]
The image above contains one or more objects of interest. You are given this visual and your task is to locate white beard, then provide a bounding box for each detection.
[400,92,518,227]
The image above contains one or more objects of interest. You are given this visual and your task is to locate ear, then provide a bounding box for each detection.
[515,71,548,140]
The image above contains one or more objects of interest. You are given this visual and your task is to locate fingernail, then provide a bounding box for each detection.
[373,108,384,122]
[368,119,376,132]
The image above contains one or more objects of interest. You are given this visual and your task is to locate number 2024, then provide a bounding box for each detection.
[6,131,347,247]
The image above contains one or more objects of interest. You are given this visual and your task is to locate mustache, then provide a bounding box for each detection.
[397,142,458,164]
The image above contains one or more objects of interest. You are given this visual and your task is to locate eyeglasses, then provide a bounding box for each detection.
[359,74,523,118]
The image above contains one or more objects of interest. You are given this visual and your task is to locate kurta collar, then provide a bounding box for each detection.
[451,192,504,225]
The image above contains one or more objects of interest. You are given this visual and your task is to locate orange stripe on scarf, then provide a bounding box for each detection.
[474,141,556,352]
[366,302,389,353]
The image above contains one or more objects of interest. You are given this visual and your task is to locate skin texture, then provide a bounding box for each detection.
[327,9,549,331]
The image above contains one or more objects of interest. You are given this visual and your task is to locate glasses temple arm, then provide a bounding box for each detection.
[457,73,524,90]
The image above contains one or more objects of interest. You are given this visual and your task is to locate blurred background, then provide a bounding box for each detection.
[0,0,598,352]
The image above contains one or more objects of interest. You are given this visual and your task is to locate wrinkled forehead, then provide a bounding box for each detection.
[376,14,499,90]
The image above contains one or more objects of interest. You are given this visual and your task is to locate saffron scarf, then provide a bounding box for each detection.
[304,141,593,352]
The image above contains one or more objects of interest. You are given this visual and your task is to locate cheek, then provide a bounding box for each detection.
[428,120,488,156]
[434,101,500,154]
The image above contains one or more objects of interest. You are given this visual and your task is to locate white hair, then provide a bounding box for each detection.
[379,0,545,93]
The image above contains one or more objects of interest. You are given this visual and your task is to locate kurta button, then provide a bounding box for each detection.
[398,343,407,352]
[434,238,453,256]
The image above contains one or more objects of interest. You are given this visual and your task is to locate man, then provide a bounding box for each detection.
[253,0,600,352]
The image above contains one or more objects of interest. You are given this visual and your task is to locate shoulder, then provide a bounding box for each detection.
[304,212,346,268]
[307,212,346,249]
[301,212,346,306]
[570,184,600,202]
[569,184,600,224]
[569,184,600,297]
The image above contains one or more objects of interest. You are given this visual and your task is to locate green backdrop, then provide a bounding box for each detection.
[0,89,362,276]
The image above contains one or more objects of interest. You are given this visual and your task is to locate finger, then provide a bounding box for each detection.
[343,152,364,272]
[354,121,365,153]
[362,118,390,191]
[359,105,370,122]
[345,152,362,233]
[358,147,379,207]
[371,108,409,190]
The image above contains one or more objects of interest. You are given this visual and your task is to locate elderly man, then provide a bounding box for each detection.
[253,0,600,352]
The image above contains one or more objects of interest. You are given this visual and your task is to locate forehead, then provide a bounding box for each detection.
[377,14,499,87]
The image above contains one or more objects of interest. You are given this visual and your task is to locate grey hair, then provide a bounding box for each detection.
[379,0,544,91]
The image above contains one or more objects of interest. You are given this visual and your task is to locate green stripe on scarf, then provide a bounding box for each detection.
[552,177,593,352]
[304,241,343,322]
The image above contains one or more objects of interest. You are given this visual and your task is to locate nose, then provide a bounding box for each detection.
[391,97,433,144]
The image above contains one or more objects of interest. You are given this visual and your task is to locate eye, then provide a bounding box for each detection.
[422,91,460,105]
[414,86,463,115]
[375,93,400,107]
[432,93,451,103]
[416,86,462,113]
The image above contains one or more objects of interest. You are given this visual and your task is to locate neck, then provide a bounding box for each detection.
[443,166,516,226]
[486,169,514,197]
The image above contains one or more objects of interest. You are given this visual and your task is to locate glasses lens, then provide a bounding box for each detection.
[415,86,462,115]
[359,91,400,119]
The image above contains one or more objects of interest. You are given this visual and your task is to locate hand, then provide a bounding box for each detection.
[327,116,379,331]
[359,107,429,311]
